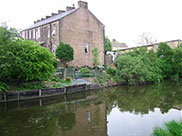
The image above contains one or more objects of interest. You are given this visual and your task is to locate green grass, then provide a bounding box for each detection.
[152,120,182,136]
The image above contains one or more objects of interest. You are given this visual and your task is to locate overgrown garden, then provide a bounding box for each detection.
[100,42,182,85]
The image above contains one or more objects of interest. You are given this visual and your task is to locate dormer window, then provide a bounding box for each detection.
[52,24,56,36]
[85,43,89,54]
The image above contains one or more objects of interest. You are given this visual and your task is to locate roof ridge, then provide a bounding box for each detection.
[23,8,78,31]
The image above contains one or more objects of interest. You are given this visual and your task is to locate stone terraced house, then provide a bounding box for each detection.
[21,1,105,67]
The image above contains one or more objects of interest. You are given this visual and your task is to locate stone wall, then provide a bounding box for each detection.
[60,8,105,67]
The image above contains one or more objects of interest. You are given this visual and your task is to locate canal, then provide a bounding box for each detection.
[0,81,182,136]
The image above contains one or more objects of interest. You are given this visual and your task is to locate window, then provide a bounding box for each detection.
[22,31,25,39]
[38,27,40,39]
[52,24,56,36]
[33,29,35,39]
[29,30,31,39]
[35,28,38,39]
[26,31,28,39]
[47,27,50,38]
[85,43,89,53]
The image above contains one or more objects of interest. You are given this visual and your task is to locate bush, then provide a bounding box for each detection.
[0,39,57,83]
[152,120,182,136]
[80,67,90,75]
[115,48,163,85]
[106,66,116,77]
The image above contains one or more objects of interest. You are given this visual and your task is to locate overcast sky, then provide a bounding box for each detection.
[1,0,182,46]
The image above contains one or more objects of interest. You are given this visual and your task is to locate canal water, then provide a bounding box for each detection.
[0,81,182,136]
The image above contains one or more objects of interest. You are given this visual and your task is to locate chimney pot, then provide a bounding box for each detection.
[34,21,37,24]
[66,6,75,11]
[58,10,65,14]
[51,13,57,16]
[46,16,51,19]
[78,1,88,9]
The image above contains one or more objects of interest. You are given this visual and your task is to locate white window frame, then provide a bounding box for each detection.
[22,31,25,39]
[48,27,50,38]
[29,30,31,39]
[38,27,40,39]
[52,24,56,36]
[26,31,28,39]
[33,29,35,39]
[85,43,89,54]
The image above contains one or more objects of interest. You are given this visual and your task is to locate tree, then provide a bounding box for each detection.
[92,47,100,67]
[137,32,157,45]
[0,22,19,45]
[55,42,74,68]
[105,37,112,51]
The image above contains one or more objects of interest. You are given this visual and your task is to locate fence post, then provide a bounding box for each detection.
[64,87,66,94]
[4,93,7,102]
[39,89,42,97]
[17,92,20,100]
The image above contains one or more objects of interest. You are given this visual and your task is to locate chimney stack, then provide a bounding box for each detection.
[46,16,51,19]
[58,10,65,14]
[37,20,40,23]
[78,1,88,9]
[41,18,45,21]
[34,21,37,24]
[51,13,57,16]
[66,6,75,11]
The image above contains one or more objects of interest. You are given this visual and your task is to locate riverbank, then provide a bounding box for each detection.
[0,81,119,103]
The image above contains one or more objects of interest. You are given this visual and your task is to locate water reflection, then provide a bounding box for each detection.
[0,81,182,136]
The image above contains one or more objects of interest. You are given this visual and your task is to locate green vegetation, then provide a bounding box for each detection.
[55,42,74,68]
[104,42,182,85]
[152,120,182,136]
[0,81,9,92]
[92,47,100,67]
[105,36,112,51]
[0,24,57,92]
[0,39,57,83]
[80,67,90,75]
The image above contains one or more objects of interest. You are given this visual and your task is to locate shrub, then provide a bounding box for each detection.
[115,48,163,85]
[106,66,116,77]
[0,39,57,83]
[92,47,100,67]
[55,42,74,68]
[152,120,182,136]
[80,67,90,75]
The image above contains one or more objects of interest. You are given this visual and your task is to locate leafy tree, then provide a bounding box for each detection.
[55,42,74,68]
[92,47,100,67]
[0,22,19,45]
[0,39,57,83]
[105,37,112,51]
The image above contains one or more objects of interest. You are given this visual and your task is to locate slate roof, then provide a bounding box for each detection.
[23,8,78,31]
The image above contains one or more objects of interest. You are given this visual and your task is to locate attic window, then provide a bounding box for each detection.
[85,43,89,53]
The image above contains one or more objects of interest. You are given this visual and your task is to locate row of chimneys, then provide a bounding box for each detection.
[34,1,88,24]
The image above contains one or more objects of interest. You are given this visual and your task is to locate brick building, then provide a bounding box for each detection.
[21,1,105,67]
